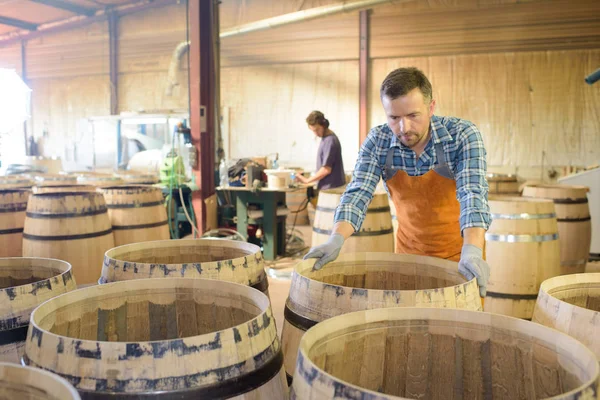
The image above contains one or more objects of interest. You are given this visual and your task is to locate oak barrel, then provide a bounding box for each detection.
[523,184,591,275]
[30,173,77,187]
[0,362,80,400]
[0,189,29,257]
[291,307,600,400]
[484,196,561,319]
[117,171,159,185]
[32,184,96,194]
[587,257,600,273]
[286,189,309,226]
[487,173,520,195]
[22,192,115,285]
[24,278,288,399]
[533,273,600,361]
[76,173,124,188]
[0,258,76,364]
[281,253,482,381]
[101,239,269,295]
[99,186,169,246]
[312,188,394,253]
[0,176,33,190]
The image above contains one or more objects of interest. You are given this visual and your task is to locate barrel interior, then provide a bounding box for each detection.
[109,243,252,264]
[0,381,60,400]
[547,282,600,312]
[304,259,465,290]
[307,318,594,399]
[0,259,69,289]
[39,286,262,342]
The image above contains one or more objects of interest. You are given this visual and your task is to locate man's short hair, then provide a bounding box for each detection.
[380,67,433,103]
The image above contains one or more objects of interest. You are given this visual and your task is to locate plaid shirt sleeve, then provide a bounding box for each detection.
[454,122,491,232]
[333,129,382,231]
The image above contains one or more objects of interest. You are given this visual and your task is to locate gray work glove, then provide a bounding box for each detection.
[303,233,345,271]
[458,244,490,297]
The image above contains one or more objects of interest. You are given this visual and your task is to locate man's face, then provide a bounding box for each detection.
[308,124,325,138]
[382,88,435,149]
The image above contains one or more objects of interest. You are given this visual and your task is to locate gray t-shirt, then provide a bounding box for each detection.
[317,133,345,190]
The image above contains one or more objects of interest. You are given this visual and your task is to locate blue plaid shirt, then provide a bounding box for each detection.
[334,115,491,233]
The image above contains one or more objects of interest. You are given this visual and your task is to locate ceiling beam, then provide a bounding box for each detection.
[0,0,177,47]
[0,16,38,31]
[28,0,96,16]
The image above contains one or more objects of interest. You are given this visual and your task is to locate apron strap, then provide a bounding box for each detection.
[434,142,454,179]
[384,147,397,181]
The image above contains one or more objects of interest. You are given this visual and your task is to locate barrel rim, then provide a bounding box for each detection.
[27,278,278,392]
[488,195,554,203]
[104,238,262,265]
[0,188,31,195]
[293,252,471,294]
[0,361,81,399]
[295,307,600,399]
[0,257,73,293]
[523,183,590,193]
[538,273,600,316]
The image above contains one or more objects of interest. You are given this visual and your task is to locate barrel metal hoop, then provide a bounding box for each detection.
[560,259,587,266]
[112,220,169,230]
[490,212,556,220]
[26,208,108,219]
[556,217,591,223]
[485,292,538,300]
[284,303,318,331]
[44,349,285,400]
[250,276,269,293]
[0,325,29,345]
[313,227,394,237]
[485,233,558,243]
[0,228,24,235]
[106,201,165,209]
[552,198,588,205]
[0,204,28,213]
[23,228,113,241]
[316,206,390,213]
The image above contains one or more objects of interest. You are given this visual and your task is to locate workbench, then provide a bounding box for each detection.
[217,185,312,260]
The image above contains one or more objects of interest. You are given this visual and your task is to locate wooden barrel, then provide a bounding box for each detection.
[312,188,394,253]
[587,256,600,273]
[286,189,309,226]
[0,189,29,257]
[484,196,561,319]
[291,307,599,400]
[30,173,77,187]
[307,202,316,228]
[24,278,288,399]
[22,192,115,285]
[32,184,96,194]
[117,170,160,185]
[487,173,520,195]
[533,273,600,361]
[0,362,80,399]
[522,184,591,275]
[101,239,269,295]
[76,173,124,188]
[0,258,76,364]
[281,253,482,381]
[0,176,33,190]
[99,185,169,246]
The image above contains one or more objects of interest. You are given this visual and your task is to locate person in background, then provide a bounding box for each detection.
[295,111,345,190]
[303,67,491,298]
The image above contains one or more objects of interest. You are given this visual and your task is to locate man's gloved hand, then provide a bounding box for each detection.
[458,244,490,297]
[303,233,345,271]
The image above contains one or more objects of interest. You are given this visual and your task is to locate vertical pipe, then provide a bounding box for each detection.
[359,10,369,146]
[108,11,119,116]
[189,0,217,234]
[21,40,29,155]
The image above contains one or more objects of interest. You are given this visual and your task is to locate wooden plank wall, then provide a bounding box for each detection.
[0,0,598,174]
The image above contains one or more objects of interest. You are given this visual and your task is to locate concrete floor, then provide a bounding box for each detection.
[265,224,312,337]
